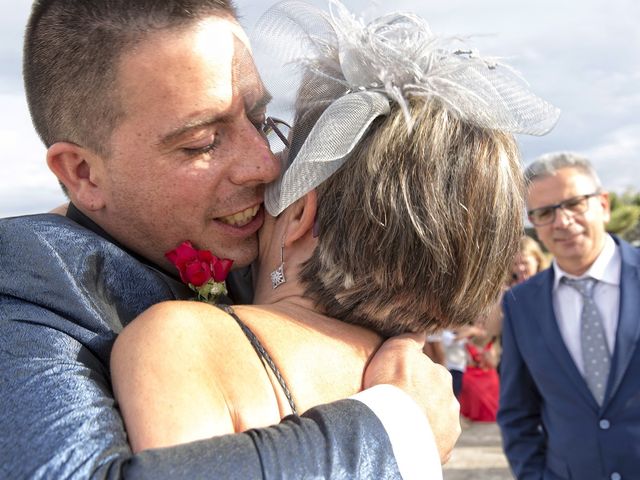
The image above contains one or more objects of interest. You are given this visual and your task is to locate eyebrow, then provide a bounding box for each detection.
[246,90,273,115]
[156,91,273,149]
[156,114,224,149]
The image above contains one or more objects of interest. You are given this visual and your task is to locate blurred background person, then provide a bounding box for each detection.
[425,329,476,399]
[458,235,548,423]
[509,235,550,287]
[484,235,549,341]
[458,318,500,422]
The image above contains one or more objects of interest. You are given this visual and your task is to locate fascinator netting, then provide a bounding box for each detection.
[250,0,560,216]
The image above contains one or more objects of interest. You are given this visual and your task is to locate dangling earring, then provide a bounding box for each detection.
[270,242,286,289]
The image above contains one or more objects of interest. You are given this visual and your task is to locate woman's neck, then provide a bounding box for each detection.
[247,243,385,411]
[233,299,383,415]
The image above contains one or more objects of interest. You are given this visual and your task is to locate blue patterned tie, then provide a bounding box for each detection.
[561,277,610,405]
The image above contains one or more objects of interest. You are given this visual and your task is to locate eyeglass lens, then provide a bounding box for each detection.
[263,117,290,153]
[529,194,595,226]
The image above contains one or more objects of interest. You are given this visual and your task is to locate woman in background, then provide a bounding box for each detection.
[460,235,549,421]
[509,235,550,286]
[484,235,549,338]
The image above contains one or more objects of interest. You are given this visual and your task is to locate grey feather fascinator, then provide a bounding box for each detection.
[253,0,560,216]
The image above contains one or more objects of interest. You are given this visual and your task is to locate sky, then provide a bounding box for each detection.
[1,0,639,218]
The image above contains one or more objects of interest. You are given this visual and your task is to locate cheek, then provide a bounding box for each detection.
[535,228,554,250]
[111,175,196,235]
[584,212,605,234]
[159,168,220,207]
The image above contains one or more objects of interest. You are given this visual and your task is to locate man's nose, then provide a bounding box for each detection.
[229,118,281,186]
[552,206,574,228]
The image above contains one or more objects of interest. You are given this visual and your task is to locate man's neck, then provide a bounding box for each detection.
[555,259,594,277]
[554,235,613,278]
[66,202,175,277]
[66,203,117,246]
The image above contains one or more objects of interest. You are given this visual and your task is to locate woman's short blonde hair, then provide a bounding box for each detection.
[519,235,549,273]
[297,96,524,337]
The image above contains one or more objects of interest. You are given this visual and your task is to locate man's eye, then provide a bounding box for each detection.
[182,135,219,157]
[251,117,267,135]
[563,198,584,210]
[535,208,553,220]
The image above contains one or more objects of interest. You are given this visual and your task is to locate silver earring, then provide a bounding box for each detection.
[270,243,286,289]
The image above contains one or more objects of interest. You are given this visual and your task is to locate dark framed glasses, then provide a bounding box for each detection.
[527,192,601,226]
[261,116,291,152]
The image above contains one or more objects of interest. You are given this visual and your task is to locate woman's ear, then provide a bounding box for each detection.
[283,190,317,247]
[46,142,106,211]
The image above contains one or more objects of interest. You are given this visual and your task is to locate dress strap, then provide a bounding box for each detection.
[216,304,298,416]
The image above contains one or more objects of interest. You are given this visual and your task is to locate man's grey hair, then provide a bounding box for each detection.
[524,152,602,189]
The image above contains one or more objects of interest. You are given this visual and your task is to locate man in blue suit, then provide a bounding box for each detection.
[498,152,640,480]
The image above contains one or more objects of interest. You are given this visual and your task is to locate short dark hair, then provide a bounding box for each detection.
[24,0,237,158]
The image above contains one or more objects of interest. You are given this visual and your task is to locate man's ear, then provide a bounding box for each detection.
[600,191,611,223]
[283,190,317,247]
[46,142,106,211]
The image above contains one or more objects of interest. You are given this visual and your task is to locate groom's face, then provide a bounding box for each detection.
[96,16,281,270]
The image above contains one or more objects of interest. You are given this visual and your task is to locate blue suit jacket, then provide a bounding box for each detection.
[498,236,640,480]
[0,214,402,479]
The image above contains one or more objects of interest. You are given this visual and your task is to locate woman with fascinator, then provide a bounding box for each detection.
[111,0,558,458]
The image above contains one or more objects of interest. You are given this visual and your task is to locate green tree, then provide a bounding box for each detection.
[607,188,640,244]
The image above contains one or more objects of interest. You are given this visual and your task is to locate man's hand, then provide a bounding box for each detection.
[364,332,460,463]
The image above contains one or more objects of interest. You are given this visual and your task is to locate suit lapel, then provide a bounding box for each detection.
[535,269,599,408]
[604,239,640,405]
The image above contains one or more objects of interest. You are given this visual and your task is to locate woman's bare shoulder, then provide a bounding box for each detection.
[111,301,283,449]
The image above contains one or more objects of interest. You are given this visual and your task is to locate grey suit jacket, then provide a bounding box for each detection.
[0,214,402,479]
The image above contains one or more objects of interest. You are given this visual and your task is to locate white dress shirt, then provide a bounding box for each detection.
[353,385,442,480]
[552,235,621,375]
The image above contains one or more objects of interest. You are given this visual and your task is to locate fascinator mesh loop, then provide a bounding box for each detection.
[253,0,560,216]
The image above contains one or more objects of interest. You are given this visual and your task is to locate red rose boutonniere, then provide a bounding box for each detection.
[165,241,233,304]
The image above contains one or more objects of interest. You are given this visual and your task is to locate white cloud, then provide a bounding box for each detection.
[583,124,640,191]
[0,93,65,217]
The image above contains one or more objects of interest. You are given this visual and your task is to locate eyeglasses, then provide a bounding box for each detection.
[260,116,291,152]
[527,192,601,226]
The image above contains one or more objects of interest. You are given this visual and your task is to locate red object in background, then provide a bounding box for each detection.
[459,342,499,422]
